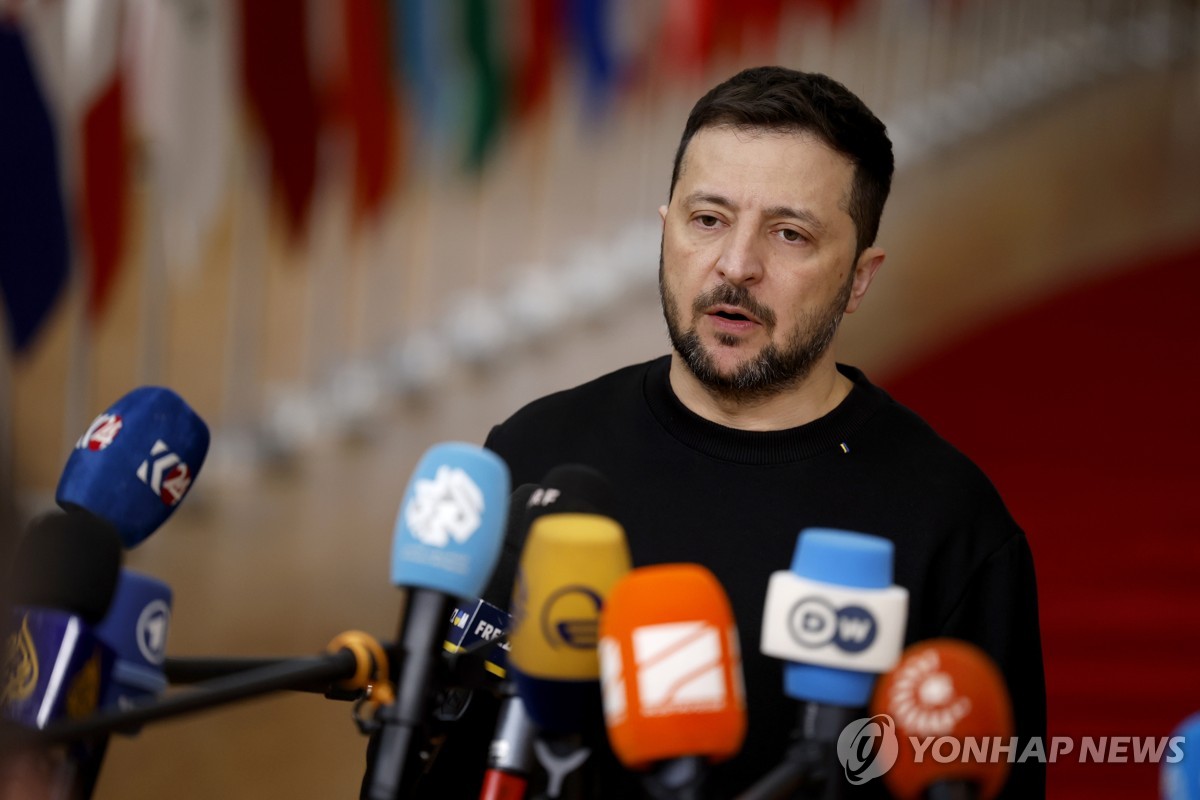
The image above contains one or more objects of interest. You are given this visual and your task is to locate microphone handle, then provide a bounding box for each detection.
[481,768,529,800]
[365,588,455,800]
[736,703,864,800]
[926,780,979,800]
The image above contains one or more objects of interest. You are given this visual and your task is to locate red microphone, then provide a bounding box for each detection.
[599,564,746,799]
[870,639,1013,800]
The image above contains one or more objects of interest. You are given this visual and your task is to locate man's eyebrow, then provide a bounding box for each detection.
[681,192,827,235]
[763,204,827,234]
[681,191,736,210]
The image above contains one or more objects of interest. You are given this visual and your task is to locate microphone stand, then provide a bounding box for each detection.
[735,704,861,800]
[1,639,391,749]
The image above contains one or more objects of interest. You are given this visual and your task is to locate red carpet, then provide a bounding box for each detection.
[881,242,1200,798]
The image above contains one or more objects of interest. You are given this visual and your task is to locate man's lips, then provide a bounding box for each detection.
[704,304,763,328]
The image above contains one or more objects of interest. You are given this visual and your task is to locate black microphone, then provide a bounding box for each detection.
[1,511,123,796]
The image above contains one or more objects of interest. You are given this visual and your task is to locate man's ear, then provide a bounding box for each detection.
[845,246,885,314]
[658,204,668,226]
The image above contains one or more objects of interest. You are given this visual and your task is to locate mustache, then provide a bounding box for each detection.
[691,283,776,328]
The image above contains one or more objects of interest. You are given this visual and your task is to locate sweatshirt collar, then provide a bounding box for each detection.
[642,355,889,465]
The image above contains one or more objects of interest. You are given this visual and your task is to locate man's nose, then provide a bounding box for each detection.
[715,226,763,286]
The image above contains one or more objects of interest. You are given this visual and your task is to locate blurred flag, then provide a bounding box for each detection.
[462,0,506,171]
[659,0,716,79]
[239,0,321,244]
[341,0,397,220]
[126,0,235,275]
[68,0,129,323]
[568,0,618,114]
[0,20,71,353]
[511,0,562,123]
[390,0,467,166]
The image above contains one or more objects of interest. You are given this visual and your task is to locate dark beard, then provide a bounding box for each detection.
[659,251,853,402]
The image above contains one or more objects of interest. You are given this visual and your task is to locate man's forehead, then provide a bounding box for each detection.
[676,125,855,216]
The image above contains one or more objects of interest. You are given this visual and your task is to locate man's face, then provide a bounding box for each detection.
[659,125,879,400]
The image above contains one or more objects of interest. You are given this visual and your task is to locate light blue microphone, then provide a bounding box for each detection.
[56,387,210,548]
[1162,713,1200,799]
[366,442,510,800]
[745,529,911,799]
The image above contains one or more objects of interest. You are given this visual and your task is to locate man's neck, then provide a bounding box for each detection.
[667,353,853,431]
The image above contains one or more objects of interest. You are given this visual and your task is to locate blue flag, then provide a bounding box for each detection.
[0,23,70,353]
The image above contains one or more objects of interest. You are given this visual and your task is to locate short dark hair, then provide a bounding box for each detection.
[669,66,894,257]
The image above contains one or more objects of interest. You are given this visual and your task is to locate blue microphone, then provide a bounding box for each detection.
[68,569,172,797]
[56,387,210,548]
[93,570,172,718]
[1161,713,1199,799]
[365,442,510,800]
[745,529,910,800]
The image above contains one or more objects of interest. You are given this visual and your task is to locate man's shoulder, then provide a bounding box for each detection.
[492,356,663,433]
[853,375,1009,510]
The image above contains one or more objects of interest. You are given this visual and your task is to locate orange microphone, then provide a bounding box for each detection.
[869,639,1013,800]
[599,564,747,800]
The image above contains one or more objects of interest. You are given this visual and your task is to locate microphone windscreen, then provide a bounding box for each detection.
[526,463,617,522]
[94,569,173,706]
[1162,712,1200,799]
[507,513,631,733]
[760,528,909,707]
[481,483,539,608]
[56,386,209,548]
[871,638,1014,800]
[8,510,123,623]
[599,564,746,770]
[391,442,510,598]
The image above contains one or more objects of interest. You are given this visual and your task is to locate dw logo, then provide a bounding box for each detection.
[405,465,484,548]
[836,714,899,785]
[788,597,877,653]
[136,440,194,507]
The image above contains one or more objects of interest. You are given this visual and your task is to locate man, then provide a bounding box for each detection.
[408,66,1046,798]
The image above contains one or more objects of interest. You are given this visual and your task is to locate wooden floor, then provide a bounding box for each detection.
[12,66,1200,798]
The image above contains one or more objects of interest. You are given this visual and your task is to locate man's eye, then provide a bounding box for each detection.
[696,215,720,227]
[779,229,804,243]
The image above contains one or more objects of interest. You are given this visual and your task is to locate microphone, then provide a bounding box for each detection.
[1,511,122,798]
[484,465,617,609]
[477,466,618,800]
[870,639,1014,800]
[506,512,631,799]
[364,442,510,800]
[93,570,172,719]
[3,511,123,727]
[599,564,747,800]
[745,528,909,799]
[69,569,172,798]
[55,386,210,548]
[1162,712,1200,799]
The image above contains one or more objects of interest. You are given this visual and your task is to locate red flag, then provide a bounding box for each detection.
[341,0,397,222]
[239,0,320,243]
[660,0,717,79]
[80,74,127,321]
[513,0,562,122]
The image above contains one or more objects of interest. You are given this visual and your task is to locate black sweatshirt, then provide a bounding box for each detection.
[402,356,1045,799]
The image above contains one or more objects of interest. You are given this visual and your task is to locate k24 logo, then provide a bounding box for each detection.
[76,413,123,451]
[136,440,194,507]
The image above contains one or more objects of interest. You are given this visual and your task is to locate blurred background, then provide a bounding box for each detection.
[2,0,1199,797]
